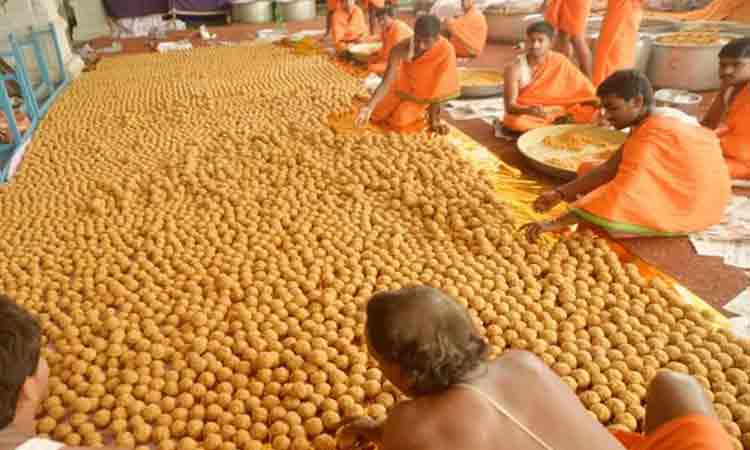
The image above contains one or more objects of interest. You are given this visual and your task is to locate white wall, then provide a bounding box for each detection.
[70,0,111,41]
[0,0,83,82]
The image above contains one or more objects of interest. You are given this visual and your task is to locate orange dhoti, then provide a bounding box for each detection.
[332,5,368,49]
[718,85,750,179]
[368,20,413,75]
[570,113,731,236]
[503,51,598,133]
[545,0,593,36]
[612,414,733,450]
[592,0,643,86]
[372,36,460,131]
[446,6,488,58]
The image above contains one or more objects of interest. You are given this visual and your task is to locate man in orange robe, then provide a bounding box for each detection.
[592,0,643,86]
[368,6,413,74]
[357,14,460,133]
[331,0,369,51]
[523,70,731,241]
[544,0,593,77]
[441,0,488,58]
[502,21,598,134]
[702,37,750,179]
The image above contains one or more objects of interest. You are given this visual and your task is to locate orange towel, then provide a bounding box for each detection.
[612,414,733,450]
[571,113,731,236]
[446,6,488,58]
[332,5,368,47]
[592,0,644,86]
[545,0,593,36]
[372,36,460,131]
[718,85,750,179]
[368,19,413,74]
[328,0,338,11]
[503,51,598,132]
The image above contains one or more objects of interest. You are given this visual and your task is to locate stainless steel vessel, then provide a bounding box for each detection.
[485,12,543,43]
[277,0,316,22]
[232,1,273,23]
[647,32,742,91]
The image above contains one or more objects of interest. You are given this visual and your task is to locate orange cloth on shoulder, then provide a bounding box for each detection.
[372,36,460,131]
[544,0,593,36]
[327,0,338,11]
[718,84,750,179]
[571,113,731,234]
[368,19,413,75]
[446,6,488,57]
[503,51,598,132]
[592,0,644,86]
[332,5,368,47]
[611,414,733,450]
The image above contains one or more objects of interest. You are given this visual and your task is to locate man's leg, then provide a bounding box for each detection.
[571,34,592,78]
[644,371,717,434]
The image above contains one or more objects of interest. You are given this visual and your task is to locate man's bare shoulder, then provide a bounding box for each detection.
[495,350,550,374]
[381,399,448,450]
[392,39,410,56]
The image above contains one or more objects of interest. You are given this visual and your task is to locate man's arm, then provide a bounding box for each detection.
[357,41,407,126]
[503,63,544,117]
[701,86,732,129]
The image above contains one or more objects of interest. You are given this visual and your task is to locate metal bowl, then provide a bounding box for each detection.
[648,32,742,91]
[485,12,543,43]
[348,42,382,63]
[277,0,316,22]
[232,1,274,23]
[517,124,626,180]
[458,67,504,98]
[639,17,680,36]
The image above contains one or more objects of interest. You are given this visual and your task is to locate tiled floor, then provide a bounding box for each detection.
[87,14,749,312]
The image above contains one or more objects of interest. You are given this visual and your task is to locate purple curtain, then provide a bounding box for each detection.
[104,0,170,18]
[171,0,230,11]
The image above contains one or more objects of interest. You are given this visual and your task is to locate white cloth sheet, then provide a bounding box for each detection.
[445,97,504,121]
[690,196,750,269]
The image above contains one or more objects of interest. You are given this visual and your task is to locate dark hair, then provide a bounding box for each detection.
[0,295,42,429]
[366,286,490,396]
[526,21,555,40]
[375,5,396,18]
[719,37,750,59]
[597,69,654,106]
[414,14,441,39]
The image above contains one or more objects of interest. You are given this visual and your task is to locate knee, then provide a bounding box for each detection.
[648,371,703,401]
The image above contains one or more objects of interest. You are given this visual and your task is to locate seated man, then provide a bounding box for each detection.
[0,295,125,450]
[368,6,413,75]
[544,0,593,78]
[701,37,750,180]
[331,0,369,51]
[338,285,734,450]
[522,70,730,241]
[357,15,459,134]
[503,21,598,134]
[440,0,488,59]
[592,0,644,86]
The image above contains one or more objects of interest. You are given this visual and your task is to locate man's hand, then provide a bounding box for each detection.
[532,189,563,213]
[356,106,373,127]
[337,417,384,450]
[521,221,548,242]
[430,119,450,135]
[526,105,547,118]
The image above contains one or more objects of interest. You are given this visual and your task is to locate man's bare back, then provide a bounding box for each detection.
[380,351,625,450]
